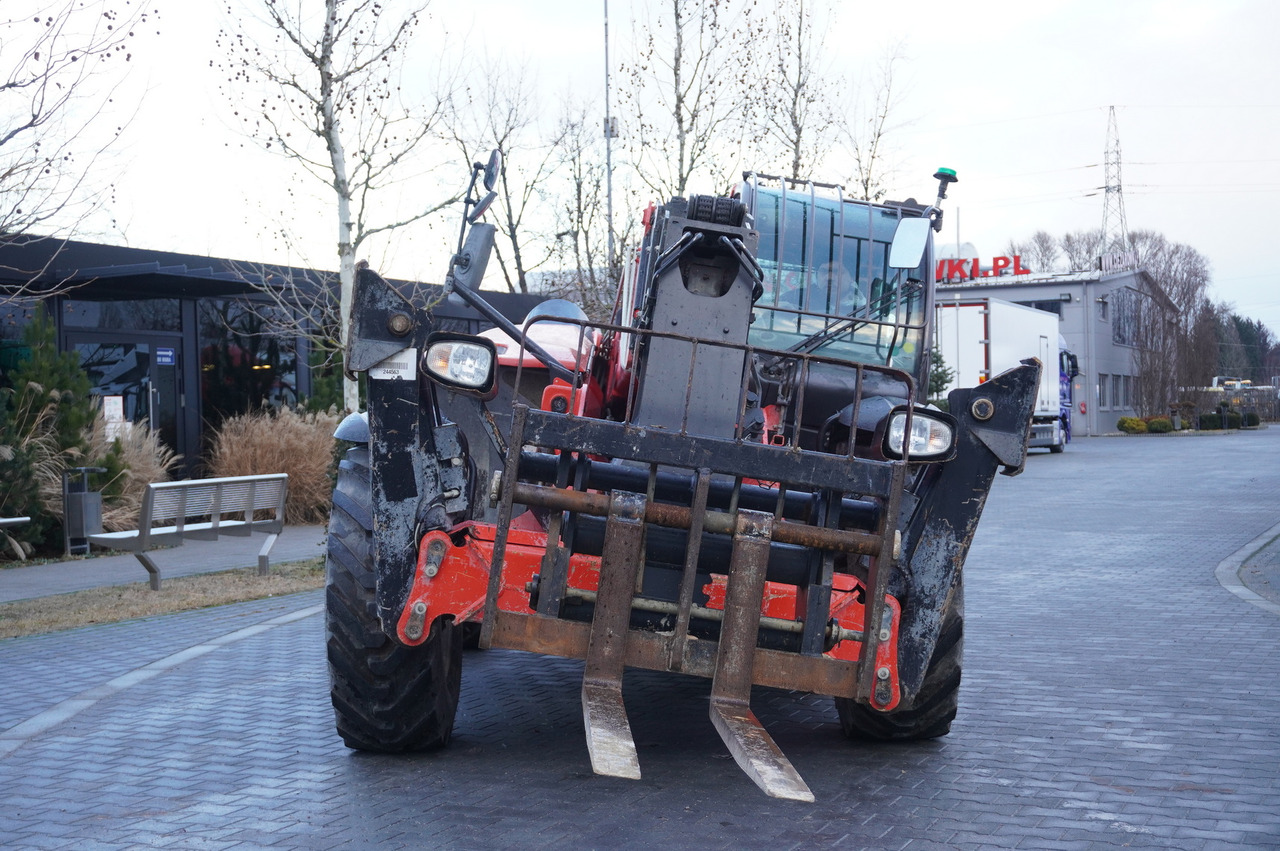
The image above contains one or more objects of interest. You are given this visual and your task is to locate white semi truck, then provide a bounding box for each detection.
[934,298,1077,453]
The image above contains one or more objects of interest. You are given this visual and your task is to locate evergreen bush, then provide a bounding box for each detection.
[0,312,185,559]
[0,312,99,552]
[1116,416,1147,434]
[0,388,40,557]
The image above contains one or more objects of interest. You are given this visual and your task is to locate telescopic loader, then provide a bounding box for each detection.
[326,156,1039,801]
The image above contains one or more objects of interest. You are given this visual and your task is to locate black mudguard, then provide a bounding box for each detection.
[893,359,1041,705]
[347,266,454,633]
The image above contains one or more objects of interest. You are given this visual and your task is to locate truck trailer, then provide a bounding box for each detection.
[934,297,1076,452]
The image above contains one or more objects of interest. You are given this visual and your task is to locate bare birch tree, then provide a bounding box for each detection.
[1126,231,1213,412]
[1004,230,1060,273]
[1059,228,1103,271]
[619,0,760,201]
[539,100,639,320]
[841,46,908,202]
[1,1,155,295]
[755,0,839,181]
[1130,284,1178,417]
[218,0,455,412]
[1026,230,1060,273]
[446,59,563,294]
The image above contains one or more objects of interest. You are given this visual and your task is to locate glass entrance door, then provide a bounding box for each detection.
[69,335,184,460]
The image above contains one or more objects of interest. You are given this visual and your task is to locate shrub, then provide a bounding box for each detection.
[1226,411,1242,429]
[6,312,94,453]
[1145,417,1173,434]
[0,312,102,552]
[0,389,40,558]
[1243,412,1261,428]
[208,407,340,524]
[1116,416,1147,434]
[0,399,179,559]
[1198,413,1222,430]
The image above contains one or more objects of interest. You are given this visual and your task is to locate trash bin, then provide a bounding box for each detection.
[63,467,106,556]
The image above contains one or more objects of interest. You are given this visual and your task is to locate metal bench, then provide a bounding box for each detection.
[88,474,289,590]
[1,516,31,560]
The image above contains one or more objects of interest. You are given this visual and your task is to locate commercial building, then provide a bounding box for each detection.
[0,237,543,474]
[937,255,1174,437]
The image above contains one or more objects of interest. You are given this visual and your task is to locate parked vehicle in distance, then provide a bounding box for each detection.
[935,297,1078,452]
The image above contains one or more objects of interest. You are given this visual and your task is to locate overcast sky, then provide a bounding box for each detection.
[101,0,1280,339]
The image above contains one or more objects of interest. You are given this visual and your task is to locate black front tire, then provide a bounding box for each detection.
[835,582,963,741]
[325,446,462,752]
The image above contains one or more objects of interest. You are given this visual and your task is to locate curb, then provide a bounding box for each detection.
[1215,521,1280,617]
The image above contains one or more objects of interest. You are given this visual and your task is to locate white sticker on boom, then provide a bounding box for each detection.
[369,348,417,380]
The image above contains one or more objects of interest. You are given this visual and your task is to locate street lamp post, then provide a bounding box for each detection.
[604,0,615,274]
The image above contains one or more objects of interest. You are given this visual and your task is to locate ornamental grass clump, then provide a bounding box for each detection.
[83,415,180,532]
[208,407,339,524]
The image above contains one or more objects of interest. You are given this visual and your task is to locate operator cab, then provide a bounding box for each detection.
[739,175,934,384]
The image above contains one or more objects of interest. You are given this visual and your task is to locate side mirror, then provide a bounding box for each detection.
[452,223,496,291]
[888,217,930,270]
[483,149,502,191]
[468,190,498,223]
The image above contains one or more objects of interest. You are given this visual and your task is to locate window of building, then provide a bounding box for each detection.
[62,298,181,332]
[198,298,299,428]
[0,297,39,371]
[1098,373,1109,409]
[1014,300,1063,318]
[1111,287,1140,347]
[1097,297,1109,321]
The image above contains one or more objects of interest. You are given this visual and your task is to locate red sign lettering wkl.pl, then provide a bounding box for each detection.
[935,255,1031,281]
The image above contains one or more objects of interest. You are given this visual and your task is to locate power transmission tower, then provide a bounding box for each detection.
[1101,105,1130,256]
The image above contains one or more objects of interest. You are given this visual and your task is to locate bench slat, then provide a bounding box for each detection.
[87,473,289,589]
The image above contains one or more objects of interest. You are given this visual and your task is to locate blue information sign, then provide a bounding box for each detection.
[155,347,176,366]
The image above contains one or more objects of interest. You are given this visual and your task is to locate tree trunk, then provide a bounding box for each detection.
[320,0,360,413]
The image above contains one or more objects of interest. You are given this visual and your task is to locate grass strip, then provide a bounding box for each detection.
[0,557,325,640]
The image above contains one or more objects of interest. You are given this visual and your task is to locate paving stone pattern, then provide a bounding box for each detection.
[1,431,1279,849]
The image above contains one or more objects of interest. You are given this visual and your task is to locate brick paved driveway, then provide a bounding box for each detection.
[2,430,1279,849]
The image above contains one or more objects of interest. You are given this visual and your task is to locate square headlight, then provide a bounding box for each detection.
[882,406,957,462]
[423,333,498,400]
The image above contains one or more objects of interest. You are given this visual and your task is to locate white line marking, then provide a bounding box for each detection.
[0,604,324,758]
